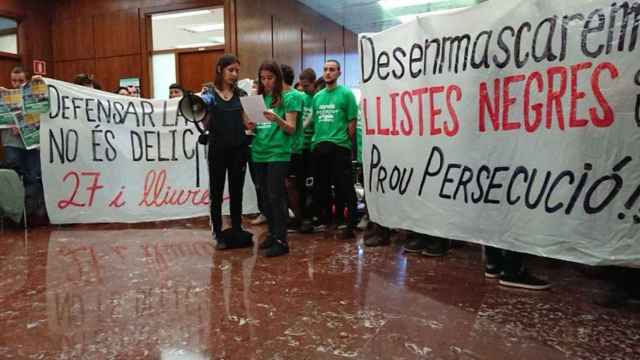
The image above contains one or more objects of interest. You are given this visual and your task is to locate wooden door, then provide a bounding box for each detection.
[177,49,224,92]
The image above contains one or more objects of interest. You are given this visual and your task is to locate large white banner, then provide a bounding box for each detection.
[360,0,640,266]
[41,80,257,224]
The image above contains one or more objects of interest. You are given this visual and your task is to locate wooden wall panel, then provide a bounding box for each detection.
[177,49,223,92]
[95,55,141,93]
[53,59,96,83]
[235,1,273,80]
[273,16,301,75]
[52,17,94,61]
[93,9,141,58]
[302,28,324,79]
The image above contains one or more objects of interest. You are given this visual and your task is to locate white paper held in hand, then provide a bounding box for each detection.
[240,95,270,123]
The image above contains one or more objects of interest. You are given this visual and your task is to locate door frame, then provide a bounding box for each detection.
[139,0,236,97]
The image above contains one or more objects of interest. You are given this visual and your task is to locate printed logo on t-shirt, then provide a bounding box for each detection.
[317,104,338,122]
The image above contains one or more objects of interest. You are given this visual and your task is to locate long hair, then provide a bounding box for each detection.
[214,53,240,92]
[257,60,283,108]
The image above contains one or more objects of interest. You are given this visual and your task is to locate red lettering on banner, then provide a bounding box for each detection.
[57,171,104,209]
[389,92,400,136]
[139,169,210,207]
[524,71,544,133]
[503,74,526,131]
[400,91,414,136]
[591,62,618,127]
[445,85,462,137]
[569,62,592,128]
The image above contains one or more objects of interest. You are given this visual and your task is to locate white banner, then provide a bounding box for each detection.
[360,0,640,266]
[41,80,257,224]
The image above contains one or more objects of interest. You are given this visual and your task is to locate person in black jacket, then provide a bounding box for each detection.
[201,54,256,250]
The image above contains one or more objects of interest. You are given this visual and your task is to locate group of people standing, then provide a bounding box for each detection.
[201,54,359,258]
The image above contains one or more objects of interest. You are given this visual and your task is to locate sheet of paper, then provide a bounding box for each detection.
[240,95,270,124]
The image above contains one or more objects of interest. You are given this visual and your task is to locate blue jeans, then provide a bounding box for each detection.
[4,147,41,185]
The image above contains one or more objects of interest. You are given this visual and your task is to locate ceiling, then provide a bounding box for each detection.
[295,0,485,34]
[151,8,225,51]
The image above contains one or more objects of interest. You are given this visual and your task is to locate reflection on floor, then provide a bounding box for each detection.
[0,218,638,359]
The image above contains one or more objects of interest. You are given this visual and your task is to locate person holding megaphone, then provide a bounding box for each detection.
[180,54,256,250]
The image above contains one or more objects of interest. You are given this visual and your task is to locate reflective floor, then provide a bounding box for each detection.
[0,218,639,359]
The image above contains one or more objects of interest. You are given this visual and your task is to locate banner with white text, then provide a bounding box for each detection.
[360,0,640,266]
[41,79,258,224]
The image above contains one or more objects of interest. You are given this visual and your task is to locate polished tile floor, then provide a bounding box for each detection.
[0,218,638,359]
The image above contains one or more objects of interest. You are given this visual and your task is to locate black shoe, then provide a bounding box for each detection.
[403,234,431,253]
[484,264,502,279]
[264,240,289,257]
[287,220,301,233]
[214,232,228,250]
[259,235,275,250]
[364,227,391,247]
[299,220,314,234]
[339,227,355,240]
[499,271,550,290]
[216,229,253,250]
[420,237,449,257]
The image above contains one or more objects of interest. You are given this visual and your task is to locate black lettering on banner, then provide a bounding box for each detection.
[392,47,407,79]
[182,129,196,159]
[484,166,509,204]
[582,8,606,58]
[85,98,97,123]
[131,131,143,161]
[439,163,460,199]
[507,166,529,205]
[532,16,559,62]
[48,85,60,118]
[48,128,79,164]
[141,100,156,127]
[113,102,126,124]
[471,165,491,204]
[418,146,444,196]
[453,165,474,203]
[493,26,514,69]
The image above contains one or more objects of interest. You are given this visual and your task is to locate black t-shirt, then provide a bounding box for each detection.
[207,89,248,148]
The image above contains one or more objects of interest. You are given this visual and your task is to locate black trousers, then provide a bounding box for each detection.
[248,159,265,214]
[254,161,289,242]
[312,142,357,227]
[209,145,248,236]
[485,246,524,276]
[289,153,310,220]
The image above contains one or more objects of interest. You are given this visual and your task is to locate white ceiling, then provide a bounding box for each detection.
[295,0,485,33]
[152,8,225,51]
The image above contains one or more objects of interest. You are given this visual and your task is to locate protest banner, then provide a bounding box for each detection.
[360,0,640,266]
[41,79,258,224]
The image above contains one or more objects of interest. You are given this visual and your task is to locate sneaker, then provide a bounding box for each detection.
[251,214,267,225]
[420,238,450,257]
[403,234,431,253]
[264,240,289,257]
[339,227,355,240]
[484,265,502,279]
[499,271,551,290]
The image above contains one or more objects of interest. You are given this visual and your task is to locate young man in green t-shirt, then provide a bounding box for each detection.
[311,60,359,239]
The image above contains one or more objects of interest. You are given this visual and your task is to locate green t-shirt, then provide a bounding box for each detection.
[284,89,304,154]
[311,85,358,150]
[251,94,293,162]
[302,92,314,150]
[356,103,363,164]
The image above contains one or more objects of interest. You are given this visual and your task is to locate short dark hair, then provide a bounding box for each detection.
[280,64,295,86]
[116,86,129,94]
[74,73,93,86]
[11,65,25,75]
[299,68,316,82]
[315,77,326,91]
[169,83,183,91]
[325,59,341,70]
